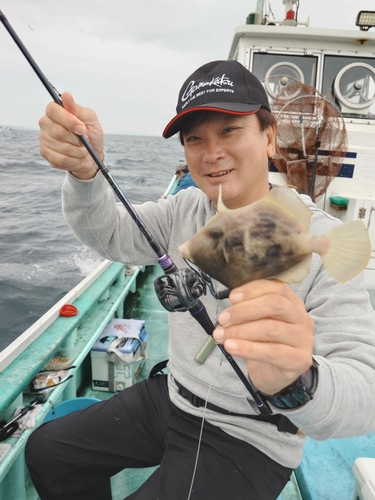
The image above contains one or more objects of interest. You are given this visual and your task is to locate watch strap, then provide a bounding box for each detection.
[261,358,319,410]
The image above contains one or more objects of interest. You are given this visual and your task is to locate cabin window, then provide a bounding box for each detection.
[252,53,318,103]
[322,56,375,120]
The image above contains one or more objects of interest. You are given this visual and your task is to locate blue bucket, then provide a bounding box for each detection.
[44,397,101,423]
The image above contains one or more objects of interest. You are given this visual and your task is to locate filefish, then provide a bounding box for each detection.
[178,186,371,289]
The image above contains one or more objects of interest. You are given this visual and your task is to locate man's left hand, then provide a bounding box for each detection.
[213,279,315,396]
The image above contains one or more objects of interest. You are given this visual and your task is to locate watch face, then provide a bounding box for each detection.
[301,367,314,391]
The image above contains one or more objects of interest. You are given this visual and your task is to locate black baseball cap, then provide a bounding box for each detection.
[163,60,271,138]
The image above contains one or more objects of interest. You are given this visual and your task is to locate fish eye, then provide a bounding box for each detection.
[209,227,223,239]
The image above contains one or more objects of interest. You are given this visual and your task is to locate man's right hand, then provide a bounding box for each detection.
[39,92,104,180]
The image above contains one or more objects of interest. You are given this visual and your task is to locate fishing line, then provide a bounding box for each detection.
[295,0,300,23]
[0,10,273,417]
[186,355,223,500]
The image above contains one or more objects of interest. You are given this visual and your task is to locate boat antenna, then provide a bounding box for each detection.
[295,0,300,22]
[0,11,272,416]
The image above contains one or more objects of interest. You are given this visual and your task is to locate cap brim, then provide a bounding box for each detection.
[162,102,261,138]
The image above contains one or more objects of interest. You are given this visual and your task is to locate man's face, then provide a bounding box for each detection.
[183,113,276,210]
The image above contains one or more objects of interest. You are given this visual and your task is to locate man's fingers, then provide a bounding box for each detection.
[230,279,300,305]
[39,144,82,171]
[44,91,96,137]
[61,92,99,129]
[43,101,85,135]
[39,92,103,180]
[223,338,309,367]
[219,293,306,328]
[214,316,314,354]
[216,317,296,343]
[61,92,78,115]
[39,126,86,157]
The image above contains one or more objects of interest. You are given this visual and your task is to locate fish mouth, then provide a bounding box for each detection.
[207,169,233,178]
[178,243,191,260]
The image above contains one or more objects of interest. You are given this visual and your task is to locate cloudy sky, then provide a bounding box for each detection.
[0,0,373,136]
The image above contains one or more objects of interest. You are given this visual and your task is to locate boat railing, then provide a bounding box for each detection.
[0,260,146,499]
[0,259,112,374]
[163,173,179,198]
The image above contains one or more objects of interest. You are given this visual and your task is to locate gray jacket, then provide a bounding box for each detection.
[62,172,375,469]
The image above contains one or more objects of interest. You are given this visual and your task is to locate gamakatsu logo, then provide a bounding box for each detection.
[181,74,234,102]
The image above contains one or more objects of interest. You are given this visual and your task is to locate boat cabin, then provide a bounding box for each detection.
[229,5,375,306]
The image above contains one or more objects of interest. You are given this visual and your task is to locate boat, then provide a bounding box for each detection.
[1,1,375,499]
[0,175,179,500]
[231,0,375,309]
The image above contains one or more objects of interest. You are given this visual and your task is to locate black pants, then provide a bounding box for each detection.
[25,375,292,500]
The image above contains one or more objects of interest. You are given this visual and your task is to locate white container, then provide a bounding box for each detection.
[90,319,148,392]
[353,458,375,500]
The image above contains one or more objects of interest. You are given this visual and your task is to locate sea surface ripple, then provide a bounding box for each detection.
[0,129,183,351]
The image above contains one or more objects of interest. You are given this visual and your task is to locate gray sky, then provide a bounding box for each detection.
[0,0,373,136]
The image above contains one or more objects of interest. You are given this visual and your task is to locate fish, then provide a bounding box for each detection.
[178,186,371,289]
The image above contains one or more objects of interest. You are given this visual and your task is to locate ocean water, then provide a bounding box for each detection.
[0,129,184,351]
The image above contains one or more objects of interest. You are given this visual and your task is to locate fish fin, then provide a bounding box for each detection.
[271,255,312,284]
[264,186,312,229]
[217,185,231,213]
[321,220,371,283]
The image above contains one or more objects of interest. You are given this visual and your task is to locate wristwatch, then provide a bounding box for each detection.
[261,359,319,410]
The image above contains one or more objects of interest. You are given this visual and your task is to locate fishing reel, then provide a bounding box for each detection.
[154,268,207,312]
[154,260,230,313]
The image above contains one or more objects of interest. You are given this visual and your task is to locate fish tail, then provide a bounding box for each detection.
[321,220,371,283]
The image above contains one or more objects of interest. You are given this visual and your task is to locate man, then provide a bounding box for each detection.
[160,161,197,198]
[26,60,375,500]
[172,161,198,194]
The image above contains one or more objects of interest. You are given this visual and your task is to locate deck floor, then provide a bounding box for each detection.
[84,265,169,498]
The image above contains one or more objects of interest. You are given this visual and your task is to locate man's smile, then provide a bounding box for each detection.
[207,169,233,178]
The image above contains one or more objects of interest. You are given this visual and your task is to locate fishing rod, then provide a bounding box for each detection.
[0,11,272,416]
[0,11,163,265]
